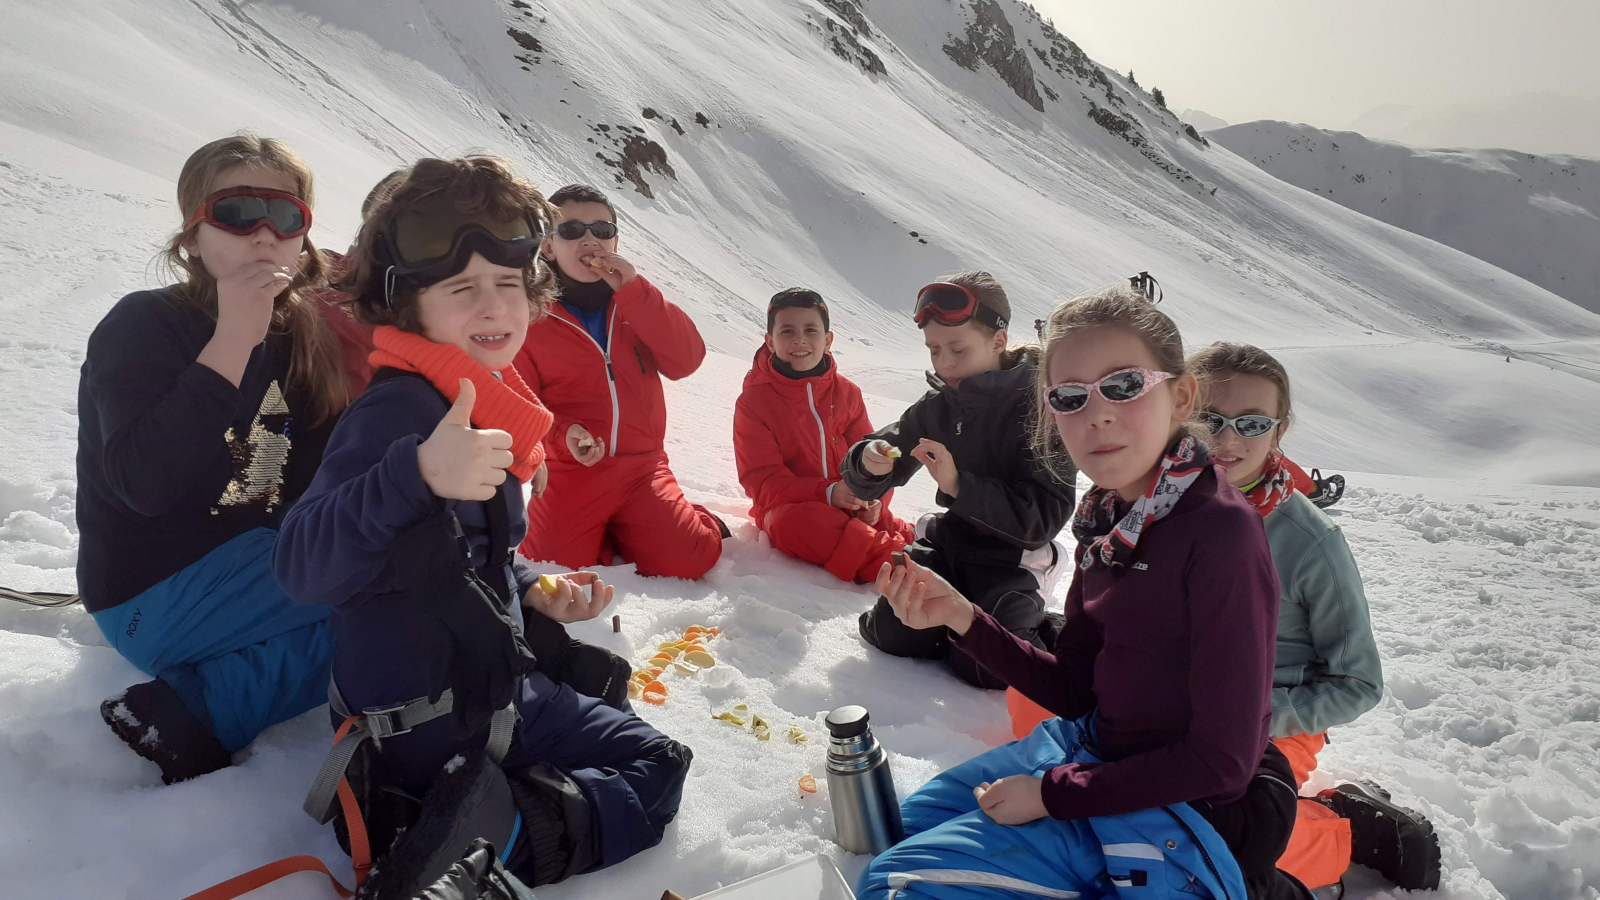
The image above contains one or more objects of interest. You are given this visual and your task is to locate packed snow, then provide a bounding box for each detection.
[1209,121,1600,314]
[1,0,1598,898]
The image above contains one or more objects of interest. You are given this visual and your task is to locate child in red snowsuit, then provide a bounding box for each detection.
[734,289,915,582]
[513,184,723,579]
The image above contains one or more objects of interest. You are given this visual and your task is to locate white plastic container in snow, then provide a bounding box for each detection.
[690,854,856,899]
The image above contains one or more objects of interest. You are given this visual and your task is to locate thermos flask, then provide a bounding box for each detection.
[825,705,906,855]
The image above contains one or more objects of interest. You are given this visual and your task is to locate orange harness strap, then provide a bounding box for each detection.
[181,716,371,900]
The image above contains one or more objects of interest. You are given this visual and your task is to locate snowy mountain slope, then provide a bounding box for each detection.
[0,0,1598,896]
[1210,120,1600,314]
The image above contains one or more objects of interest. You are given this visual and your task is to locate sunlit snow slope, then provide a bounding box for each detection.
[2,1,1598,898]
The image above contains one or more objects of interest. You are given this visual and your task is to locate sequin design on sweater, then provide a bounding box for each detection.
[214,380,292,514]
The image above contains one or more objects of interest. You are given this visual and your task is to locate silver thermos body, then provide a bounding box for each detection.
[825,705,906,855]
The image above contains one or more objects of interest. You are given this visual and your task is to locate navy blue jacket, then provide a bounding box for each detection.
[76,289,333,612]
[274,372,540,758]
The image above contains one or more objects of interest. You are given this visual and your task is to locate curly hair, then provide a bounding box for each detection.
[338,156,560,331]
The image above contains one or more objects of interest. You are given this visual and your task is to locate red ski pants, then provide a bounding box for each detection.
[762,501,915,583]
[521,452,722,580]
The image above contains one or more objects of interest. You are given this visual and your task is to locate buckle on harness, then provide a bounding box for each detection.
[361,692,451,740]
[363,703,413,740]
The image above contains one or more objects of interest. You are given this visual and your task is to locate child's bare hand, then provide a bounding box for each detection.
[830,480,867,511]
[530,461,549,498]
[215,260,291,345]
[523,571,614,623]
[582,251,637,289]
[862,439,898,476]
[911,439,959,498]
[418,380,514,501]
[974,775,1047,825]
[852,499,883,526]
[567,423,606,467]
[874,554,974,635]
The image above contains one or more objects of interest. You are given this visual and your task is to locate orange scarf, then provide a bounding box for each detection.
[368,325,552,483]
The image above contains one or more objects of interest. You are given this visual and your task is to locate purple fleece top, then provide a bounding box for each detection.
[954,465,1280,820]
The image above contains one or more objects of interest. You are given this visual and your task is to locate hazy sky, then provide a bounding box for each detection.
[1029,0,1600,127]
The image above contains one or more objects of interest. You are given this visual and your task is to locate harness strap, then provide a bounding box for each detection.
[486,703,518,764]
[183,716,371,900]
[304,690,457,823]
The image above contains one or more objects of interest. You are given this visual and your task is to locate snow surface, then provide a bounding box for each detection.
[1209,121,1600,314]
[1,0,1598,897]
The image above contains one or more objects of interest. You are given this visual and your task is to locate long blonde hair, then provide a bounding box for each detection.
[160,133,347,424]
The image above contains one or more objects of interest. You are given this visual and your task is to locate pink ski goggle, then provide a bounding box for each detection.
[1045,367,1174,414]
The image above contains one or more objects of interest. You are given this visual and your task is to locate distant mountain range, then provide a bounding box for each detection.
[1211,120,1600,313]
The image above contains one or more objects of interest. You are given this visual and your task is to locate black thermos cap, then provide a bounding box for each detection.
[825,705,871,738]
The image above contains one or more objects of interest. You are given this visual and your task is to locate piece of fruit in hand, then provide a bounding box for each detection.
[537,574,561,595]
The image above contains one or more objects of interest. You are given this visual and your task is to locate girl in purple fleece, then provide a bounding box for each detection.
[858,285,1310,900]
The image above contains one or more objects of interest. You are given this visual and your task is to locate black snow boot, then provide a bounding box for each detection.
[358,753,524,900]
[406,838,535,900]
[100,679,231,784]
[1319,782,1441,891]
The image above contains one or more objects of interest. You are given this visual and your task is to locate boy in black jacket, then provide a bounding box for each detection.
[839,273,1074,688]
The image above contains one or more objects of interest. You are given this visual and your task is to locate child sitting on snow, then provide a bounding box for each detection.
[512,184,726,579]
[734,288,917,582]
[274,157,690,896]
[857,284,1303,900]
[1189,341,1438,891]
[839,272,1074,689]
[78,133,344,784]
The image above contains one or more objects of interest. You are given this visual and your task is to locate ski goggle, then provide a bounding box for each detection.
[184,187,312,239]
[380,202,544,287]
[1198,411,1282,438]
[1045,366,1174,414]
[554,219,618,241]
[913,282,1008,330]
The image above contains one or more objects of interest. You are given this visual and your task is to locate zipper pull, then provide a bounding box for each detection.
[606,361,616,382]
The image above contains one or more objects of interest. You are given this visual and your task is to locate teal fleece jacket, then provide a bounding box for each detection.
[1264,491,1383,737]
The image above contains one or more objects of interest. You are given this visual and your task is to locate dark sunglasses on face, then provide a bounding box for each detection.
[185,187,312,239]
[1198,411,1282,438]
[555,220,618,241]
[1045,366,1174,414]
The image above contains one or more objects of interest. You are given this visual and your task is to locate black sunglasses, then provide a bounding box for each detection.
[555,220,619,241]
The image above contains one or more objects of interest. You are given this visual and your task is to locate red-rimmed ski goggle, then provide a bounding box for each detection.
[913,282,1008,330]
[184,187,312,239]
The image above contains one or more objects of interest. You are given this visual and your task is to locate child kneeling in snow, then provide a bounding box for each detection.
[734,288,916,582]
[274,157,690,896]
[839,272,1074,689]
[857,286,1307,900]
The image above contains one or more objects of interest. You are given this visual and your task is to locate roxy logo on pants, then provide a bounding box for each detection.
[125,607,142,639]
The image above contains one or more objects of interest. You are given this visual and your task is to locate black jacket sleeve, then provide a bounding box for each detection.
[84,294,245,518]
[945,449,1074,550]
[839,391,934,501]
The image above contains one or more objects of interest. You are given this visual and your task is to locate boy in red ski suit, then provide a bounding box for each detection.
[734,289,915,582]
[514,185,723,579]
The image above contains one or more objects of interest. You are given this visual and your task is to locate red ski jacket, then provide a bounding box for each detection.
[734,346,880,526]
[514,275,705,464]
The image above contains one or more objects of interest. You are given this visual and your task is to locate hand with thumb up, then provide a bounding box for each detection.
[418,379,515,502]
